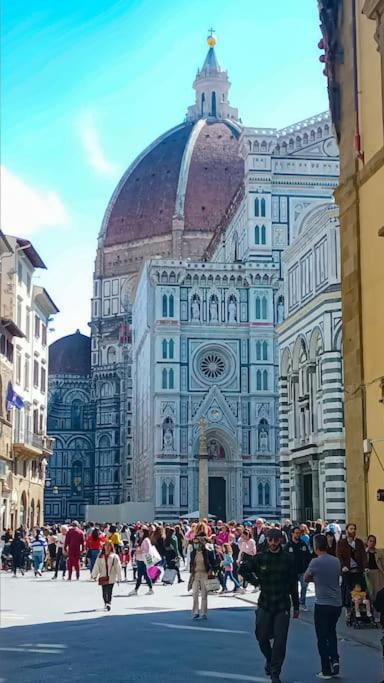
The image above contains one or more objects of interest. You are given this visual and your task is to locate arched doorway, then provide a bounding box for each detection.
[19,491,27,527]
[36,500,41,527]
[30,499,35,528]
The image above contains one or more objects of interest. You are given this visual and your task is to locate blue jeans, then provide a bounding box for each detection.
[223,571,240,591]
[89,549,99,572]
[135,560,152,590]
[32,550,44,573]
[298,573,308,605]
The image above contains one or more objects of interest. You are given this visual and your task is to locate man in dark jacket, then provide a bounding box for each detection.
[285,526,312,610]
[240,528,299,683]
[337,522,367,617]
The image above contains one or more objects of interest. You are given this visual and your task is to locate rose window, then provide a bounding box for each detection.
[200,352,226,380]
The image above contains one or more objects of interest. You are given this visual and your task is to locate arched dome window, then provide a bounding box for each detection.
[71,400,83,430]
[107,346,116,365]
[100,382,112,398]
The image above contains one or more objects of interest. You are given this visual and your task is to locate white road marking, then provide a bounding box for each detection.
[196,672,269,682]
[151,622,247,634]
[21,643,67,648]
[0,647,65,654]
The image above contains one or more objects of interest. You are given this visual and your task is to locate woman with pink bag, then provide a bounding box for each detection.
[128,526,156,596]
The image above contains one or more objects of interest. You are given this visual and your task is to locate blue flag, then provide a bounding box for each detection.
[6,382,24,411]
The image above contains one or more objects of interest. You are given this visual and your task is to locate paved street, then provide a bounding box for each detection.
[0,568,382,683]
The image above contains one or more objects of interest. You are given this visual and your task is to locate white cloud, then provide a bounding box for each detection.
[79,111,120,177]
[1,166,68,236]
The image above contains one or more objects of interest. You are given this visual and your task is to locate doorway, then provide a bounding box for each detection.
[209,477,226,520]
[302,472,313,520]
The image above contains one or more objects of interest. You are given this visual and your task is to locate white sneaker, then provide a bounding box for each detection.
[301,605,309,612]
[146,588,154,595]
[128,589,138,596]
[316,674,332,680]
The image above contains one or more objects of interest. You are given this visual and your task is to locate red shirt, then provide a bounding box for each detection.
[86,534,105,550]
[64,527,84,558]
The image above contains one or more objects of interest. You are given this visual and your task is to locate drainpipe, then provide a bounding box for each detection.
[352,0,364,163]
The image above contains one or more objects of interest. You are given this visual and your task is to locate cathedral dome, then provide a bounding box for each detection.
[101,120,243,247]
[49,330,91,376]
[100,39,244,249]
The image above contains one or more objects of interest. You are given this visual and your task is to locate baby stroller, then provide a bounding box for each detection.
[345,577,378,629]
[1,543,12,571]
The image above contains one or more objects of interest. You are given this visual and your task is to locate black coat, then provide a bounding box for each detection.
[10,538,26,563]
[284,539,312,574]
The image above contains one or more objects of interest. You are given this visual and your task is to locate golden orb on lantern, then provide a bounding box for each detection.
[207,35,216,47]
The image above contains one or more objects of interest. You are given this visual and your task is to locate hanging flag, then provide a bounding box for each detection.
[6,382,24,411]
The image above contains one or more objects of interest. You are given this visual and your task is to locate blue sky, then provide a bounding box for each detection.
[2,0,327,341]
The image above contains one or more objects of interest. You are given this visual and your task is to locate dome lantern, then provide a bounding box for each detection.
[187,34,239,123]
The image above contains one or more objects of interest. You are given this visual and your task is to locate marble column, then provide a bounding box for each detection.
[198,418,209,519]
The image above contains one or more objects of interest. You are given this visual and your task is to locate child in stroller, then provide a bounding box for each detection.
[347,579,377,628]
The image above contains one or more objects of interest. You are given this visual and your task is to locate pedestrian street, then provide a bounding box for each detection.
[0,570,381,683]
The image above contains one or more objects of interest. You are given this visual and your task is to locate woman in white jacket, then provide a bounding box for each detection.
[91,541,122,611]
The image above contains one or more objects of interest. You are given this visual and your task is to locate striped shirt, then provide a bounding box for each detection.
[31,537,47,551]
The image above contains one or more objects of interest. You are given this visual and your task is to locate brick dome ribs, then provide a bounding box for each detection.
[184,121,244,231]
[102,120,244,248]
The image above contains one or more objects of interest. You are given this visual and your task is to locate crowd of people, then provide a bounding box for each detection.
[2,517,384,682]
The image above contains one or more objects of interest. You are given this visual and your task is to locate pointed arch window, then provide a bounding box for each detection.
[255,225,260,244]
[201,93,205,115]
[71,400,82,430]
[256,341,262,360]
[254,198,260,217]
[169,368,174,389]
[263,369,268,390]
[168,339,174,359]
[162,294,168,317]
[256,297,261,320]
[262,341,268,360]
[260,198,266,217]
[162,339,168,359]
[261,225,266,245]
[114,469,119,483]
[169,294,174,317]
[256,369,262,391]
[162,368,168,389]
[211,91,217,117]
[258,482,264,505]
[264,482,270,506]
[168,481,175,506]
[161,481,167,506]
[262,296,267,319]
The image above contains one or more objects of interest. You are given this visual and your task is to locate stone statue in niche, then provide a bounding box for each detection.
[191,297,200,321]
[259,428,269,452]
[228,297,237,322]
[163,425,174,450]
[209,297,218,322]
[277,298,284,324]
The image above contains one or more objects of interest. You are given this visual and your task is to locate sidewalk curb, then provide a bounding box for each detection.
[233,594,383,652]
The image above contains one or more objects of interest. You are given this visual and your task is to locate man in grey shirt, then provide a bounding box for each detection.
[304,533,342,680]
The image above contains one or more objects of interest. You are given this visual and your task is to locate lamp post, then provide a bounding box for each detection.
[198,417,209,520]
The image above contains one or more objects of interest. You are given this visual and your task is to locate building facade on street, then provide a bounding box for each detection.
[0,232,24,531]
[278,203,346,523]
[45,331,94,522]
[0,235,58,530]
[318,0,384,542]
[48,36,343,521]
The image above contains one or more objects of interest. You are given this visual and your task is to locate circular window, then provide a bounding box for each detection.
[200,352,226,380]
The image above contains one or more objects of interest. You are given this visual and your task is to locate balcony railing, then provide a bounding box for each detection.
[13,431,53,456]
